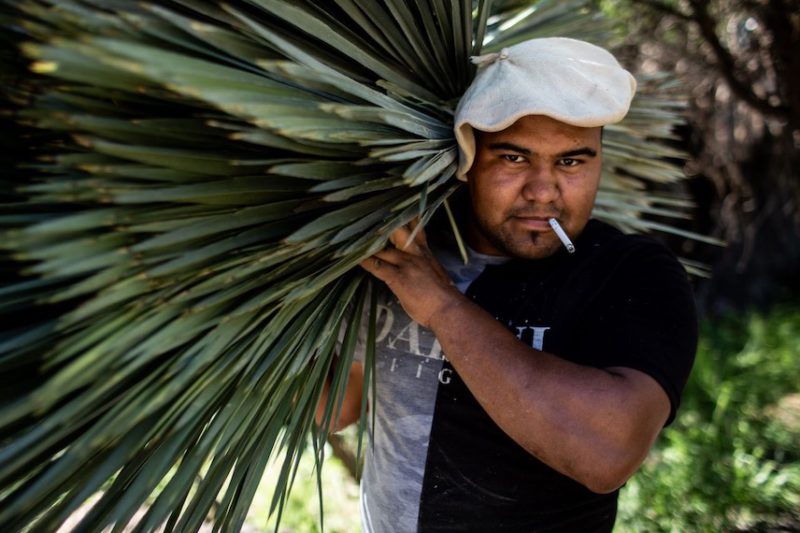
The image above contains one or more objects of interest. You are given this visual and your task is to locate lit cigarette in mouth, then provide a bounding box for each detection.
[548,218,575,254]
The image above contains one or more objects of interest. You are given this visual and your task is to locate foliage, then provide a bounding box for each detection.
[618,307,800,532]
[0,1,699,531]
[247,440,360,533]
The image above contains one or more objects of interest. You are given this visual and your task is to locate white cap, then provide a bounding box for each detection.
[454,37,637,180]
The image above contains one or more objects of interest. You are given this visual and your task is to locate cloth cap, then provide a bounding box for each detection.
[454,37,637,180]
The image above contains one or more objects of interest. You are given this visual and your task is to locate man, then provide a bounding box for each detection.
[327,37,697,532]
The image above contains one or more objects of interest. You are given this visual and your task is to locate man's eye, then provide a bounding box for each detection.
[559,158,580,167]
[501,154,524,163]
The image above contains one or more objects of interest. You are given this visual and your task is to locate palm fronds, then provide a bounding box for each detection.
[0,1,704,531]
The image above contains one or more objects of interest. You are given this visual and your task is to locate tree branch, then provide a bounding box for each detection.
[634,0,789,118]
[764,0,800,126]
[685,0,787,118]
[634,0,693,21]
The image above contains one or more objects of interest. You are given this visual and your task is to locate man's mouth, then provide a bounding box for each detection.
[509,216,554,231]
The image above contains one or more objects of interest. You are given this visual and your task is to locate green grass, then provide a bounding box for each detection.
[246,435,361,533]
[617,306,800,532]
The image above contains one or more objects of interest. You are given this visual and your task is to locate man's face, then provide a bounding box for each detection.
[466,115,602,259]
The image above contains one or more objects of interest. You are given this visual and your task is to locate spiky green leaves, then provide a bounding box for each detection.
[1,1,477,530]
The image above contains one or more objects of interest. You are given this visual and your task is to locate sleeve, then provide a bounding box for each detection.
[586,239,698,425]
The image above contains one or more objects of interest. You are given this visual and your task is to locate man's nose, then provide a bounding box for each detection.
[521,165,559,203]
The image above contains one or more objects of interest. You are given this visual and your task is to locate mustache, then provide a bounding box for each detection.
[506,208,562,219]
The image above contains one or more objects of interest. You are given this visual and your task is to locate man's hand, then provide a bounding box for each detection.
[360,221,463,329]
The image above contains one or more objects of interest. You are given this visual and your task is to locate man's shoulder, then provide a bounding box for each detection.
[575,220,692,304]
[580,219,678,263]
[581,218,649,245]
[497,218,688,294]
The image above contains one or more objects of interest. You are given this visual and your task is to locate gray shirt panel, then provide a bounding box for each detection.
[359,246,507,532]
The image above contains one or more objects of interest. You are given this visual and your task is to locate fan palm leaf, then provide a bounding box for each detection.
[0,0,712,531]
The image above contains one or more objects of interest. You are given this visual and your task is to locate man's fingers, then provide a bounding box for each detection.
[360,256,382,275]
[412,226,429,248]
[389,221,429,255]
[360,248,405,278]
[360,255,394,281]
[407,217,429,248]
[388,225,412,250]
[372,247,405,264]
[361,222,437,282]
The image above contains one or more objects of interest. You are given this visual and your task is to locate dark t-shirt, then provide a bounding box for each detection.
[360,219,698,532]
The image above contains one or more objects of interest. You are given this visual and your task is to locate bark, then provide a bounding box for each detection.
[624,0,800,313]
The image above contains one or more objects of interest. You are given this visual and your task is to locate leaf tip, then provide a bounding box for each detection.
[30,60,58,74]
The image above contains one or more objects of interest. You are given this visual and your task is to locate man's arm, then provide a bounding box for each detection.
[361,225,670,494]
[315,361,364,433]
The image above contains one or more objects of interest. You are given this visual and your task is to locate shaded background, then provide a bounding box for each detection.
[608,0,799,315]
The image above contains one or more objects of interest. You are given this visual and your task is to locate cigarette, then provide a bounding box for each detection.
[548,218,575,254]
